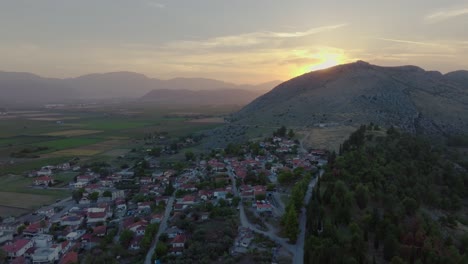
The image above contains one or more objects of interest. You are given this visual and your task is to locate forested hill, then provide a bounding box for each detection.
[305,125,468,263]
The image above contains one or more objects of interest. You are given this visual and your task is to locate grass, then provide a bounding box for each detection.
[0,135,57,147]
[53,172,79,187]
[0,191,54,209]
[36,138,102,150]
[1,156,72,175]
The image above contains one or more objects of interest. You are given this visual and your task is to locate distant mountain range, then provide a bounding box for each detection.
[0,71,281,105]
[233,61,468,136]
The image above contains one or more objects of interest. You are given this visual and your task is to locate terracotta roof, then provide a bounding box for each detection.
[11,256,27,264]
[171,234,186,244]
[60,251,78,264]
[2,239,31,253]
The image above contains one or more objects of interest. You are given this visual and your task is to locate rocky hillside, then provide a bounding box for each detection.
[233,61,468,136]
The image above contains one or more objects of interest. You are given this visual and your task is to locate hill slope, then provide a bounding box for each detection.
[233,61,468,135]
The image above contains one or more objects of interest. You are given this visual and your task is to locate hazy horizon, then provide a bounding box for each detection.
[1,0,468,84]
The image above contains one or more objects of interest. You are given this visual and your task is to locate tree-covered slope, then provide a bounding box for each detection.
[305,125,468,263]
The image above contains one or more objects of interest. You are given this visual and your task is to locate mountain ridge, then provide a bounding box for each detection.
[0,70,281,104]
[232,60,468,136]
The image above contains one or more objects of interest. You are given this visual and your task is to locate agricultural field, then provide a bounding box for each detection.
[0,103,234,216]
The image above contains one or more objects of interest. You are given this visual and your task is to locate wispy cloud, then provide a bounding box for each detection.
[375,37,442,47]
[168,24,347,49]
[425,8,468,22]
[147,1,165,8]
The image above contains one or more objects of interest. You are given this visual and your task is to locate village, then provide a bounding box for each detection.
[0,127,327,264]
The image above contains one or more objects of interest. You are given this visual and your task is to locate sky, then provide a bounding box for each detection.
[0,0,467,84]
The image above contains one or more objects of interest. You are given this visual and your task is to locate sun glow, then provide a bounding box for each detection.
[293,51,346,77]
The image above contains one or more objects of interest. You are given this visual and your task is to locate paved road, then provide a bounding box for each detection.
[294,169,324,264]
[228,156,324,264]
[144,196,175,264]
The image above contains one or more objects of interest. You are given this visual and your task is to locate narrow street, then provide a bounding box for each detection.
[294,169,323,264]
[228,164,323,264]
[144,196,175,264]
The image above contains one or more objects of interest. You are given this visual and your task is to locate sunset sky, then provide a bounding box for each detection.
[1,0,468,83]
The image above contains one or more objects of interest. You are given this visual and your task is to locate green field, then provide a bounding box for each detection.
[36,137,102,150]
[0,104,232,216]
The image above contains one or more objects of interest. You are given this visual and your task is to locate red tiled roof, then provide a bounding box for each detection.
[93,225,106,235]
[36,176,53,182]
[11,256,26,264]
[60,251,78,264]
[87,212,106,219]
[2,239,31,254]
[171,234,186,244]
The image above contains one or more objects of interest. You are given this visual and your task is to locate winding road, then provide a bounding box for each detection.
[228,162,323,264]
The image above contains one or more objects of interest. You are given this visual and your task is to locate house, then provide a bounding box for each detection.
[173,203,188,211]
[129,236,143,251]
[198,190,212,201]
[171,234,186,248]
[213,188,228,200]
[23,221,49,237]
[31,247,60,264]
[150,213,164,224]
[169,234,186,255]
[0,231,13,244]
[76,175,93,184]
[180,195,196,205]
[139,177,153,185]
[71,181,87,189]
[200,212,210,221]
[34,176,54,186]
[93,225,106,237]
[36,206,55,218]
[2,239,33,258]
[11,256,27,264]
[253,185,267,197]
[137,201,152,211]
[32,234,53,248]
[127,221,148,236]
[65,230,85,241]
[240,234,254,248]
[255,202,273,212]
[87,212,107,225]
[56,163,71,171]
[166,226,183,239]
[59,251,78,264]
[60,215,84,227]
[85,184,101,194]
[0,221,23,234]
[37,169,52,177]
[60,240,72,255]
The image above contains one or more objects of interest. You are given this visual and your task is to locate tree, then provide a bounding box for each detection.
[355,184,369,209]
[103,190,112,198]
[288,129,295,139]
[185,151,196,161]
[119,230,134,248]
[402,197,418,215]
[274,126,287,137]
[89,192,100,202]
[155,243,168,258]
[284,205,299,242]
[383,235,398,261]
[150,147,162,157]
[164,183,175,195]
[72,188,84,203]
